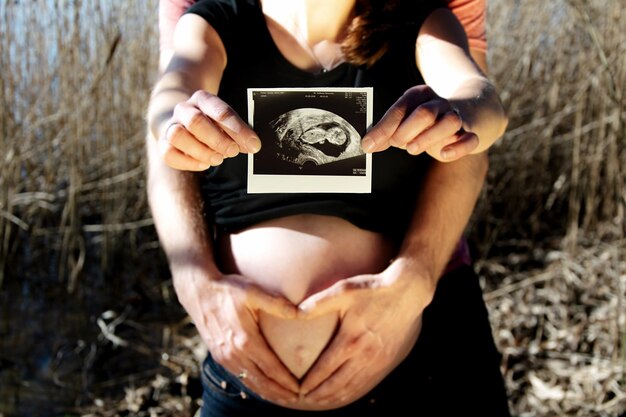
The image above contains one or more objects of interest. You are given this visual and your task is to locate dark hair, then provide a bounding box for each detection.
[341,0,410,67]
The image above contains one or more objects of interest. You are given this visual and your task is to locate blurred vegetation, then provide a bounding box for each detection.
[0,0,624,416]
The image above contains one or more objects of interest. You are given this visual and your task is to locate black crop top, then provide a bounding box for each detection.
[185,0,443,243]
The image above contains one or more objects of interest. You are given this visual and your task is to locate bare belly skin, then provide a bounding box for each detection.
[217,214,397,409]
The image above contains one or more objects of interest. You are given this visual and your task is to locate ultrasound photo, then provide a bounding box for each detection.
[247,88,373,193]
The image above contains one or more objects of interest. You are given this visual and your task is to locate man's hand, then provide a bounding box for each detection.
[158,90,262,171]
[361,85,478,161]
[174,267,300,404]
[296,259,435,406]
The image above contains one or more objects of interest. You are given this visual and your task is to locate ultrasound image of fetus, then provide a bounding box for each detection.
[269,108,363,168]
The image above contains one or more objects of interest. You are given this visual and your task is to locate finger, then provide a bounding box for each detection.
[246,330,301,394]
[405,109,462,155]
[217,326,300,397]
[439,131,479,161]
[297,281,354,318]
[228,358,299,404]
[252,343,300,395]
[158,136,209,171]
[167,122,225,166]
[246,362,299,404]
[361,86,437,153]
[305,360,367,403]
[361,105,404,153]
[390,100,452,150]
[300,332,355,395]
[246,284,298,319]
[189,91,262,154]
[299,275,379,318]
[173,102,240,158]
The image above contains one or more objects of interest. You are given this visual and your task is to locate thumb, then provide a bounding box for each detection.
[297,280,354,319]
[245,284,298,319]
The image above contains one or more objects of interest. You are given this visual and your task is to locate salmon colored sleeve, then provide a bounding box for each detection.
[159,0,197,51]
[446,0,487,53]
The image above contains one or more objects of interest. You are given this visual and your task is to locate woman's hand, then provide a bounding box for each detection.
[296,258,436,406]
[174,266,300,404]
[158,90,262,171]
[361,85,479,162]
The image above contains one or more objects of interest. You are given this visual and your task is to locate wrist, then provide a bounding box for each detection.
[170,258,222,314]
[449,82,508,154]
[394,234,450,280]
[147,73,194,140]
[169,253,220,291]
[384,256,437,298]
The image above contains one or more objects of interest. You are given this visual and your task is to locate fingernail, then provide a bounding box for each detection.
[197,162,211,170]
[210,154,224,166]
[297,305,311,318]
[441,148,456,160]
[247,137,262,153]
[407,143,422,155]
[225,143,240,158]
[361,137,374,153]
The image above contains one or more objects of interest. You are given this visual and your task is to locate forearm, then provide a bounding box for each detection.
[418,8,507,155]
[146,135,220,292]
[394,152,488,286]
[146,55,214,278]
[150,6,225,269]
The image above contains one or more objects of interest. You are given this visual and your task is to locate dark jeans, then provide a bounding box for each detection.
[200,265,511,416]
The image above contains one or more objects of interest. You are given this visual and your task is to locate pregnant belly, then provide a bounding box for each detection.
[217,215,397,399]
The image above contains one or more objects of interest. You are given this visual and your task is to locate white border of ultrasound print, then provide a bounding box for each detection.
[247,87,373,194]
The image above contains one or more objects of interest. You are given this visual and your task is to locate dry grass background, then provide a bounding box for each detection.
[0,0,624,416]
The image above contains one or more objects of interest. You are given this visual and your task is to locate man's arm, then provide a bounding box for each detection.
[399,2,494,302]
[416,8,506,154]
[297,8,504,404]
[361,5,503,161]
[146,13,299,402]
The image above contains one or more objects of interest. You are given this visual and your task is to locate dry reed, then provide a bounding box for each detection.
[0,1,160,291]
[0,0,624,416]
[474,0,626,415]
